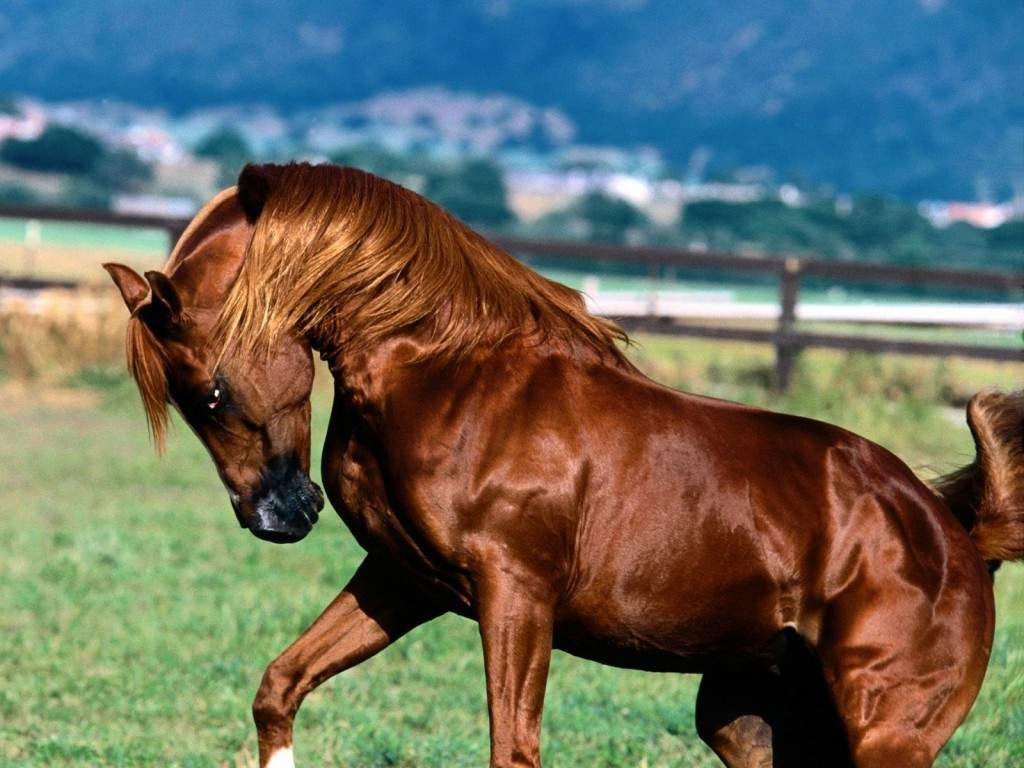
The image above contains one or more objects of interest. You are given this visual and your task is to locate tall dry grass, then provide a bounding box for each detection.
[0,287,127,381]
[1,290,1019,407]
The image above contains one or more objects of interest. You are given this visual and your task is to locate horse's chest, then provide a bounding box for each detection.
[322,440,472,602]
[325,444,407,552]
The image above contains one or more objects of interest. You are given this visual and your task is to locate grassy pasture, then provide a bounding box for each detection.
[0,334,1022,767]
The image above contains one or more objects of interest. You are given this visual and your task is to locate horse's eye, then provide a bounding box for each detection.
[205,387,223,411]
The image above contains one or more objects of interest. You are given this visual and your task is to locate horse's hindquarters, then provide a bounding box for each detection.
[816,540,994,764]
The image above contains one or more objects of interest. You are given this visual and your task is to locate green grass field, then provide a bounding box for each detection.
[1,338,1022,767]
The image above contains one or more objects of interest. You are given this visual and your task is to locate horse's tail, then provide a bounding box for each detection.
[934,390,1024,563]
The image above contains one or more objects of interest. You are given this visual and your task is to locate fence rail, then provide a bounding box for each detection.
[491,235,1024,291]
[0,203,192,243]
[1,204,1021,388]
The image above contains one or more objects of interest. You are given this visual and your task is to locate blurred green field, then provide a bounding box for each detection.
[0,336,1022,767]
[0,218,169,253]
[0,219,168,285]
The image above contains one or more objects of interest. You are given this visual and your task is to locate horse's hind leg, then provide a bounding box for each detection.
[252,554,443,768]
[817,565,994,766]
[696,635,851,767]
[818,622,992,767]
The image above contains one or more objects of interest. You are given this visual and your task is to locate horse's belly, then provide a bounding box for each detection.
[553,555,785,672]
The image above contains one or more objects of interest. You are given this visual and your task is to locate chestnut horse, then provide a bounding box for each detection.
[105,163,1023,768]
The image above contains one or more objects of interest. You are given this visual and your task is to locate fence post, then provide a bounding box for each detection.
[646,258,660,316]
[775,257,802,390]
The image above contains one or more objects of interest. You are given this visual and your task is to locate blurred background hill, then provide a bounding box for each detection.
[0,2,1019,300]
[1,0,1021,201]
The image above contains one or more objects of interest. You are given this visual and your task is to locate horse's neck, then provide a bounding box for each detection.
[319,328,635,447]
[322,335,437,427]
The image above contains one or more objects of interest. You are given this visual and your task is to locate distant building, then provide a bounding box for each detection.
[681,182,765,204]
[119,125,186,165]
[505,167,685,225]
[778,183,804,207]
[37,98,191,165]
[112,194,197,218]
[0,100,46,142]
[918,200,1017,229]
[300,88,577,156]
[152,158,221,201]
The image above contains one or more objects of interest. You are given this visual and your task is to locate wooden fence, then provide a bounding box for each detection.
[491,235,1023,386]
[1,204,1021,388]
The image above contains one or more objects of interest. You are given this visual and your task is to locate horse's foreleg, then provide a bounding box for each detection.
[696,655,852,768]
[252,554,443,768]
[695,668,776,767]
[477,569,556,768]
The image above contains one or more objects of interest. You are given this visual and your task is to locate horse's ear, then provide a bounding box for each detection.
[237,163,285,223]
[103,262,151,315]
[140,270,183,332]
[103,264,182,332]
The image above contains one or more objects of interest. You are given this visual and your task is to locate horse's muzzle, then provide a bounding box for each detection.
[238,455,325,544]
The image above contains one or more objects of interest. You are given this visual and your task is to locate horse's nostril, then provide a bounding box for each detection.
[297,480,324,523]
[302,486,323,526]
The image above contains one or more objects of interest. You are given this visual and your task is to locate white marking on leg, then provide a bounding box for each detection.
[265,745,294,768]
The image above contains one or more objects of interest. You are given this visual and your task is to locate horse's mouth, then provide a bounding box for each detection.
[249,518,313,544]
[243,477,325,544]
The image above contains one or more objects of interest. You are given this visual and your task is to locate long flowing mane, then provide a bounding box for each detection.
[126,318,169,449]
[215,162,630,365]
[123,187,240,450]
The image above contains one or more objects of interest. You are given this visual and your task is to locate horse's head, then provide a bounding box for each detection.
[104,185,323,543]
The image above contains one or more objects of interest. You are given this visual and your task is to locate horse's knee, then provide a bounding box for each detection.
[695,671,776,767]
[700,715,773,768]
[252,662,298,731]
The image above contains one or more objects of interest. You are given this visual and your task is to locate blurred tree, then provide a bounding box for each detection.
[0,123,154,203]
[423,159,514,228]
[987,220,1024,252]
[984,220,1024,271]
[330,144,431,181]
[680,199,843,253]
[63,177,112,209]
[572,192,647,243]
[0,125,105,174]
[841,195,932,251]
[674,193,1024,276]
[195,128,251,185]
[90,149,153,193]
[0,183,40,204]
[679,200,739,230]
